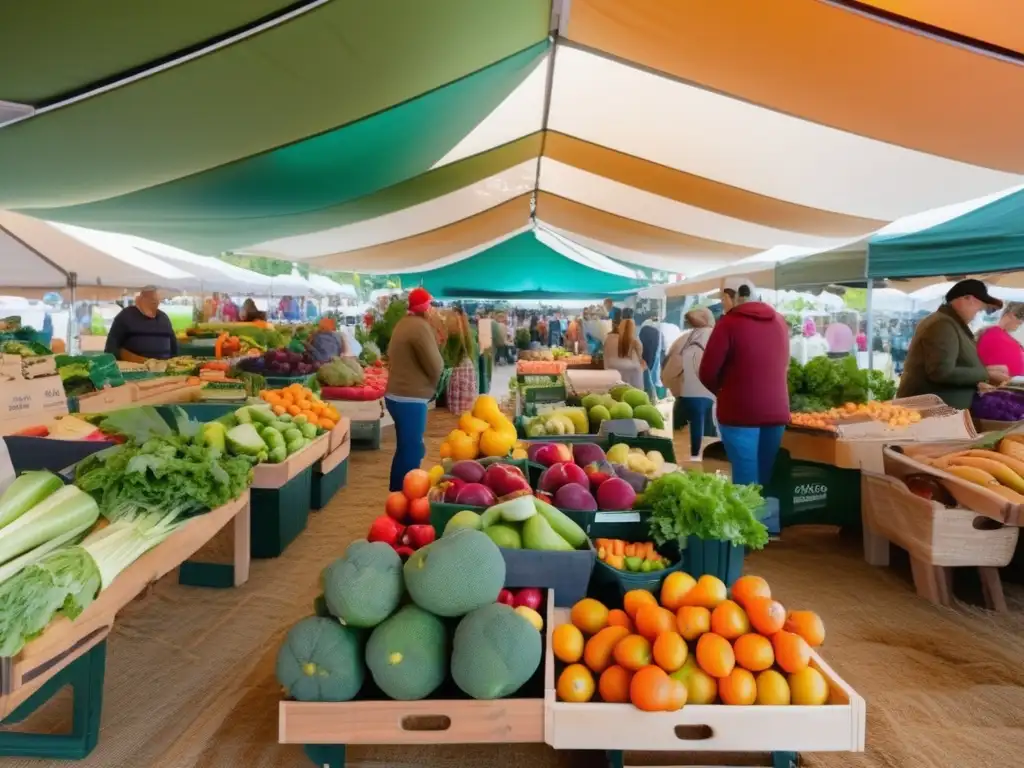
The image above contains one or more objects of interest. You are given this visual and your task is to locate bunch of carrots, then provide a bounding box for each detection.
[260,384,340,431]
[594,538,667,571]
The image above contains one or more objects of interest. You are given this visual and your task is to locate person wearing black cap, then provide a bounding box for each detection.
[897,279,1007,408]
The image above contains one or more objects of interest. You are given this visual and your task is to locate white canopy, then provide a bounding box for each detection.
[306,273,355,298]
[269,268,312,296]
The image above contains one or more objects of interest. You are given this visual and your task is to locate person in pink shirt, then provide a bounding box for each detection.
[977,302,1024,377]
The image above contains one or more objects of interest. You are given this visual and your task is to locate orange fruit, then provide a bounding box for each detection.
[571,598,610,635]
[286,404,301,416]
[552,624,585,664]
[718,668,757,705]
[652,631,688,673]
[664,676,688,711]
[784,610,826,647]
[659,571,697,611]
[746,597,786,637]
[695,632,735,679]
[384,491,408,521]
[629,665,675,712]
[598,665,633,703]
[583,626,630,673]
[320,418,337,431]
[557,664,595,702]
[772,631,811,674]
[634,605,675,641]
[607,609,633,632]
[756,670,791,705]
[730,575,771,609]
[623,589,658,619]
[709,600,750,641]
[272,405,287,416]
[402,469,431,500]
[680,574,728,609]
[733,633,774,672]
[788,667,829,706]
[676,606,711,641]
[613,634,652,671]
[670,657,718,704]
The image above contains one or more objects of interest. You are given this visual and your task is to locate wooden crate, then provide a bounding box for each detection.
[278,594,550,750]
[252,433,329,489]
[861,472,1017,611]
[327,416,351,454]
[0,492,250,718]
[544,606,865,757]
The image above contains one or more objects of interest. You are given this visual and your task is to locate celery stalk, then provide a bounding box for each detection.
[0,485,99,566]
[0,471,64,529]
[0,521,93,585]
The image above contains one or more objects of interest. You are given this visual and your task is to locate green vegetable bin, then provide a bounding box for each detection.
[765,447,862,530]
[519,433,676,464]
[311,457,348,510]
[250,467,313,558]
[587,512,682,601]
[685,536,744,588]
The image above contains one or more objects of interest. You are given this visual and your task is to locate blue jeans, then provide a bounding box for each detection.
[680,397,715,457]
[717,425,785,487]
[385,397,428,492]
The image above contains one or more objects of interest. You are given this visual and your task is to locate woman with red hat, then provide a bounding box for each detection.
[385,287,445,491]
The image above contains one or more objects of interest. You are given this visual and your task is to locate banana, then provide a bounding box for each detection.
[962,449,1024,479]
[929,450,972,469]
[948,457,1024,493]
[998,437,1024,463]
[989,484,1024,504]
[945,465,1000,488]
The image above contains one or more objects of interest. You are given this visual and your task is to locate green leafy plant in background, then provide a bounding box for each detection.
[369,299,408,355]
[514,328,530,350]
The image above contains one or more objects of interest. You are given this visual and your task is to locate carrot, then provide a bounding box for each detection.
[612,540,624,557]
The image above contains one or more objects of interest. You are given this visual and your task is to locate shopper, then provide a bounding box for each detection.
[240,298,266,322]
[603,316,645,390]
[105,286,178,362]
[385,287,445,491]
[638,313,663,402]
[699,277,789,490]
[662,307,716,461]
[977,301,1024,378]
[445,307,478,415]
[898,279,1007,407]
[306,317,348,363]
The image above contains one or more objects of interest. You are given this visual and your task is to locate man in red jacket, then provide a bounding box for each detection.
[698,277,790,520]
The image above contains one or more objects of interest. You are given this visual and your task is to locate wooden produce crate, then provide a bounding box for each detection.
[278,594,551,768]
[312,426,351,511]
[862,471,1018,611]
[0,492,251,720]
[544,605,865,765]
[325,398,384,450]
[252,433,329,490]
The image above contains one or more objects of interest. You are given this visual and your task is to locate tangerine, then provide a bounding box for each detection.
[557,664,595,703]
[384,491,408,521]
[607,609,634,632]
[789,667,829,706]
[570,598,609,635]
[679,574,728,609]
[623,589,659,620]
[733,633,774,672]
[598,665,633,703]
[730,575,771,609]
[718,667,757,705]
[676,606,711,641]
[746,597,787,636]
[613,634,652,671]
[402,469,431,500]
[709,600,750,640]
[756,669,791,705]
[772,631,811,674]
[629,665,675,712]
[634,605,676,641]
[583,626,630,673]
[652,631,688,672]
[664,676,688,711]
[695,632,735,679]
[552,624,585,664]
[784,610,826,647]
[659,571,697,611]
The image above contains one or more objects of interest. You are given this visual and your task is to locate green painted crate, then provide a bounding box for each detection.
[586,512,683,601]
[312,457,349,510]
[250,467,313,558]
[350,419,382,450]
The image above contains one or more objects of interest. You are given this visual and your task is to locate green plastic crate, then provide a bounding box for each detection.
[250,467,313,558]
[587,512,682,601]
[765,448,862,529]
[312,457,349,510]
[350,419,382,450]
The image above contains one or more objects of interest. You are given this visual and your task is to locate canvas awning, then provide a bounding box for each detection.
[1,1,1022,293]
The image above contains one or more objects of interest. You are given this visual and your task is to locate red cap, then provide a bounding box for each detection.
[408,287,432,313]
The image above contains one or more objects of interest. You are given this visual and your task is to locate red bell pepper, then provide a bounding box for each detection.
[392,545,415,560]
[368,515,404,546]
[403,524,436,550]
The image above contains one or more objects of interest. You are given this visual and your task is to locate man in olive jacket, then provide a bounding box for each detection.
[897,279,1006,409]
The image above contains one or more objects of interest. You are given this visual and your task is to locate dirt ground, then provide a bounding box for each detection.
[5,410,1024,768]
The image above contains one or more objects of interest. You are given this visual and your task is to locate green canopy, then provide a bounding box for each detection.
[868,186,1024,278]
[399,231,646,299]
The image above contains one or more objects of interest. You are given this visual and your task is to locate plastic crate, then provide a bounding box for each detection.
[311,457,348,510]
[765,448,862,529]
[685,536,745,588]
[250,467,313,558]
[587,512,682,601]
[264,373,316,390]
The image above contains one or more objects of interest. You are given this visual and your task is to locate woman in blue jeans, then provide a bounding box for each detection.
[384,288,444,491]
[662,307,717,460]
[698,278,791,530]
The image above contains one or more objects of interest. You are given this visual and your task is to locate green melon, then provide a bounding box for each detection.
[451,603,542,700]
[609,402,634,420]
[276,617,365,702]
[323,540,404,628]
[622,388,650,409]
[365,605,448,700]
[404,529,505,617]
[633,404,665,429]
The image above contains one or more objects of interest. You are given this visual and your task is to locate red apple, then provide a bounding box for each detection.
[484,463,532,497]
[583,462,614,491]
[441,477,465,503]
[497,588,516,606]
[368,515,404,546]
[533,443,574,467]
[538,462,590,494]
[513,587,543,611]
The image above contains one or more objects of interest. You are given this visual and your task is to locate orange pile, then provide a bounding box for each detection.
[553,573,828,711]
[260,384,339,431]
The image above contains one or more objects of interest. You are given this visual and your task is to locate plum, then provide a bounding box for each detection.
[553,483,597,512]
[595,477,637,511]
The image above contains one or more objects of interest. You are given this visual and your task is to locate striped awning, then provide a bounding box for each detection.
[2,0,1022,292]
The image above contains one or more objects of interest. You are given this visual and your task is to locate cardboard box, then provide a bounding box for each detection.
[0,354,67,427]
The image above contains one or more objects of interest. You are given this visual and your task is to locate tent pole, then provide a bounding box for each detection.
[866,279,875,383]
[68,272,77,353]
[530,25,560,225]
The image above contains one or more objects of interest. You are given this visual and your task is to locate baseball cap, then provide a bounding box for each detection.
[721,276,755,299]
[945,279,1002,310]
[407,287,433,314]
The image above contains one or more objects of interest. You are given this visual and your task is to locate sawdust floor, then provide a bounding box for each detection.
[6,410,1024,768]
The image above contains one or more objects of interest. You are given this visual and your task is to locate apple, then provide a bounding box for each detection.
[513,587,543,611]
[484,463,532,497]
[441,477,466,504]
[531,443,573,468]
[538,462,590,494]
[497,588,516,607]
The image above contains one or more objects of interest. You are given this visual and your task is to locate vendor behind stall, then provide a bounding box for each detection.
[307,317,348,362]
[897,279,1007,408]
[104,286,178,362]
